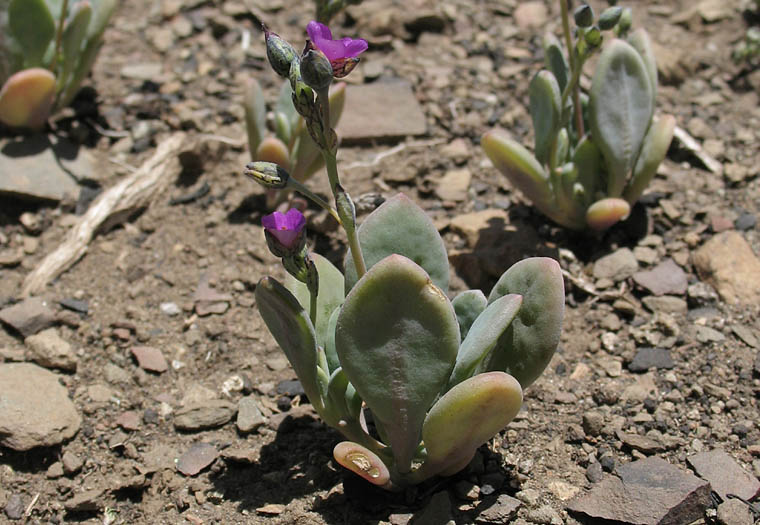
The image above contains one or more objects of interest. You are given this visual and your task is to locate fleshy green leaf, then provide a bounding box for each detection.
[481,129,553,211]
[422,372,522,477]
[286,253,345,355]
[529,70,562,166]
[623,114,675,205]
[589,39,654,197]
[9,0,55,68]
[334,442,391,487]
[448,294,523,389]
[485,258,564,389]
[585,197,631,230]
[244,78,267,156]
[86,0,117,41]
[627,29,657,101]
[543,33,568,93]
[573,135,601,205]
[0,68,56,129]
[451,290,487,341]
[344,194,449,294]
[255,276,322,409]
[336,255,459,473]
[59,2,92,95]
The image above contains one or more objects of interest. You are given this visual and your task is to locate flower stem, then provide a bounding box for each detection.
[559,0,585,137]
[309,287,318,326]
[287,177,342,225]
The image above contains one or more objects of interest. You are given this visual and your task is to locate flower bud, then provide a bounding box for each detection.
[300,49,334,91]
[244,161,290,189]
[574,5,594,28]
[265,30,298,78]
[616,7,632,34]
[598,6,623,30]
[262,209,306,257]
[584,26,602,48]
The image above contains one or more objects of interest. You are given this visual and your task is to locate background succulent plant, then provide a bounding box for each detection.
[0,0,117,129]
[255,194,565,488]
[243,78,346,208]
[482,2,675,231]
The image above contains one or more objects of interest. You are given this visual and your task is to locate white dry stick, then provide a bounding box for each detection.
[22,133,188,297]
[672,125,723,176]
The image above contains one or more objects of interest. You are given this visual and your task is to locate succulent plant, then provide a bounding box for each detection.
[255,195,565,489]
[482,2,675,231]
[0,0,117,129]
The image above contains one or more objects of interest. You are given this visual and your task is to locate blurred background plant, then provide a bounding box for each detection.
[0,0,117,130]
[733,0,760,64]
[482,1,675,231]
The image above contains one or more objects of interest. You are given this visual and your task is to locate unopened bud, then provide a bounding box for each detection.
[244,161,290,189]
[301,49,333,91]
[335,184,357,236]
[584,26,602,48]
[598,6,623,30]
[265,30,298,78]
[617,7,632,34]
[574,5,594,28]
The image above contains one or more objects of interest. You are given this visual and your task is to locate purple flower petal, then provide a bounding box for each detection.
[262,209,306,249]
[306,20,367,62]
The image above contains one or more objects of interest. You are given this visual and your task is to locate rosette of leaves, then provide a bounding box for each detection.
[482,4,675,231]
[0,0,117,129]
[255,194,564,489]
[244,78,346,208]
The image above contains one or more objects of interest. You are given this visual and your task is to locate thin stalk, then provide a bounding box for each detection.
[51,0,69,72]
[309,288,318,326]
[559,0,585,137]
[287,177,342,224]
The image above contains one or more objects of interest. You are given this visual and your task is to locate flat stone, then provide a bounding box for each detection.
[130,346,168,373]
[194,277,232,317]
[120,62,163,81]
[628,348,674,373]
[4,494,25,520]
[336,81,426,143]
[116,411,141,431]
[176,442,218,476]
[236,395,265,433]
[24,328,78,371]
[693,232,760,306]
[616,431,666,454]
[633,259,688,296]
[732,325,758,349]
[717,499,753,525]
[62,450,83,475]
[0,135,90,202]
[0,363,81,450]
[514,2,548,29]
[567,456,711,525]
[687,449,760,501]
[174,400,236,431]
[449,209,509,247]
[593,248,639,282]
[64,488,103,512]
[642,296,688,315]
[436,169,471,202]
[0,297,56,337]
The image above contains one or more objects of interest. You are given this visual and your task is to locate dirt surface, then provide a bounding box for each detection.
[1,0,760,523]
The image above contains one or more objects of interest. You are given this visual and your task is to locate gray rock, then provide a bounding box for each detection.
[616,431,665,455]
[0,297,56,337]
[475,494,522,523]
[4,494,24,520]
[176,442,218,476]
[436,169,471,202]
[64,488,103,512]
[593,248,639,282]
[0,363,81,450]
[633,259,688,296]
[62,450,83,475]
[628,348,674,373]
[693,232,760,306]
[236,395,265,433]
[567,456,711,525]
[582,411,605,437]
[412,491,452,524]
[527,505,563,525]
[0,135,89,202]
[642,296,688,315]
[24,328,78,371]
[717,499,754,525]
[336,81,426,143]
[121,63,163,81]
[687,449,760,501]
[174,400,236,431]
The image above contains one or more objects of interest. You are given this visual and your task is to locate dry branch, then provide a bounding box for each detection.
[22,133,189,297]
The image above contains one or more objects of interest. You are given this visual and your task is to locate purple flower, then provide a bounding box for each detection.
[262,209,306,256]
[307,20,368,63]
